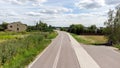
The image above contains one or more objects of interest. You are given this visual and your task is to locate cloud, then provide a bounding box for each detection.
[0,9,19,16]
[75,0,120,9]
[39,7,73,14]
[26,12,42,16]
[0,0,115,27]
[75,0,105,9]
[25,6,73,16]
[32,0,47,3]
[105,0,120,5]
[1,0,47,5]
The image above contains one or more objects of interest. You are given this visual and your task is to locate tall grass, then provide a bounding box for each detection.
[0,31,57,68]
[0,32,28,41]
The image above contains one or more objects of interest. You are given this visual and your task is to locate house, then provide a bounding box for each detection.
[7,22,27,32]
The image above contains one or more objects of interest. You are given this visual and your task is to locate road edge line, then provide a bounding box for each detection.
[27,34,59,68]
[67,33,101,68]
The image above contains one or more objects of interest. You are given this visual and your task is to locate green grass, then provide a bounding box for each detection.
[0,31,57,68]
[71,33,108,45]
[114,44,120,50]
[0,32,28,43]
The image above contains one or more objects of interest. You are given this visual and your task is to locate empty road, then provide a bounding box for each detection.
[28,31,120,68]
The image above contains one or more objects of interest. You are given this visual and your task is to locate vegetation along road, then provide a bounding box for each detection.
[28,31,120,68]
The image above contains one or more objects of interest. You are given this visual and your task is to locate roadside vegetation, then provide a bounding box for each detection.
[104,5,120,49]
[71,33,107,45]
[0,21,58,68]
[0,32,28,43]
[0,32,57,68]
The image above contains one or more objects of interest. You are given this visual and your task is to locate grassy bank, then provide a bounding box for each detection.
[0,31,57,68]
[71,33,108,45]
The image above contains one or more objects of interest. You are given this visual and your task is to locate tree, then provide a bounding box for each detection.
[68,24,84,35]
[0,22,8,31]
[27,20,53,32]
[104,5,120,44]
[35,21,48,31]
[88,25,97,34]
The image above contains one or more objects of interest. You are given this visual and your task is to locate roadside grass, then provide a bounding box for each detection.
[71,33,108,45]
[0,31,57,68]
[0,32,28,43]
[114,44,120,50]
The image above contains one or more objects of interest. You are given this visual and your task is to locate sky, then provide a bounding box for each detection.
[0,0,120,27]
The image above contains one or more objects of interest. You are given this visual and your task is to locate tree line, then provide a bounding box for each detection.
[0,21,54,32]
[27,21,54,32]
[64,24,105,35]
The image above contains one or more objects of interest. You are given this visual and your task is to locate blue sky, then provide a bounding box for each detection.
[0,0,119,27]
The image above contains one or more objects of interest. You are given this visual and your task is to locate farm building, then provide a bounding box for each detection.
[6,22,27,32]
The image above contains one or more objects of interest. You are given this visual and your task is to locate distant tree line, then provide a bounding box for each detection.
[66,24,105,35]
[27,21,54,32]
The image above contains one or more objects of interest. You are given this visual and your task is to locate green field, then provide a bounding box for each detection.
[0,31,57,68]
[71,33,108,45]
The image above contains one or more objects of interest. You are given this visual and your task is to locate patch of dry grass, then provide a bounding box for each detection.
[72,33,108,45]
[79,35,108,44]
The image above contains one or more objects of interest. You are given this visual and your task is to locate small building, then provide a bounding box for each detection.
[7,22,27,32]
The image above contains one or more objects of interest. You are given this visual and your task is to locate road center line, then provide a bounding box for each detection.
[53,33,63,68]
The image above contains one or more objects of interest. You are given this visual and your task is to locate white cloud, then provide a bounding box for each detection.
[105,0,120,5]
[26,12,42,16]
[75,0,105,9]
[25,6,73,16]
[0,0,117,27]
[33,0,47,3]
[75,0,120,9]
[0,9,19,16]
[39,7,73,14]
[1,0,47,5]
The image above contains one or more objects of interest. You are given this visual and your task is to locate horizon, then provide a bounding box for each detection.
[0,0,119,27]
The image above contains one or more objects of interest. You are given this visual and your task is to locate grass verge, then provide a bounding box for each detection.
[71,33,120,50]
[0,31,57,68]
[71,33,108,45]
[114,44,120,50]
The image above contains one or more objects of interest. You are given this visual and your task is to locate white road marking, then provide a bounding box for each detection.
[67,33,101,68]
[52,33,63,68]
[27,35,59,68]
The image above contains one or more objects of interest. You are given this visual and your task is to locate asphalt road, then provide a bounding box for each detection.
[28,31,80,68]
[28,31,120,68]
[82,45,120,68]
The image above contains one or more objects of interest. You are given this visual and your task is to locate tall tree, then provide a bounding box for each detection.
[104,5,120,44]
